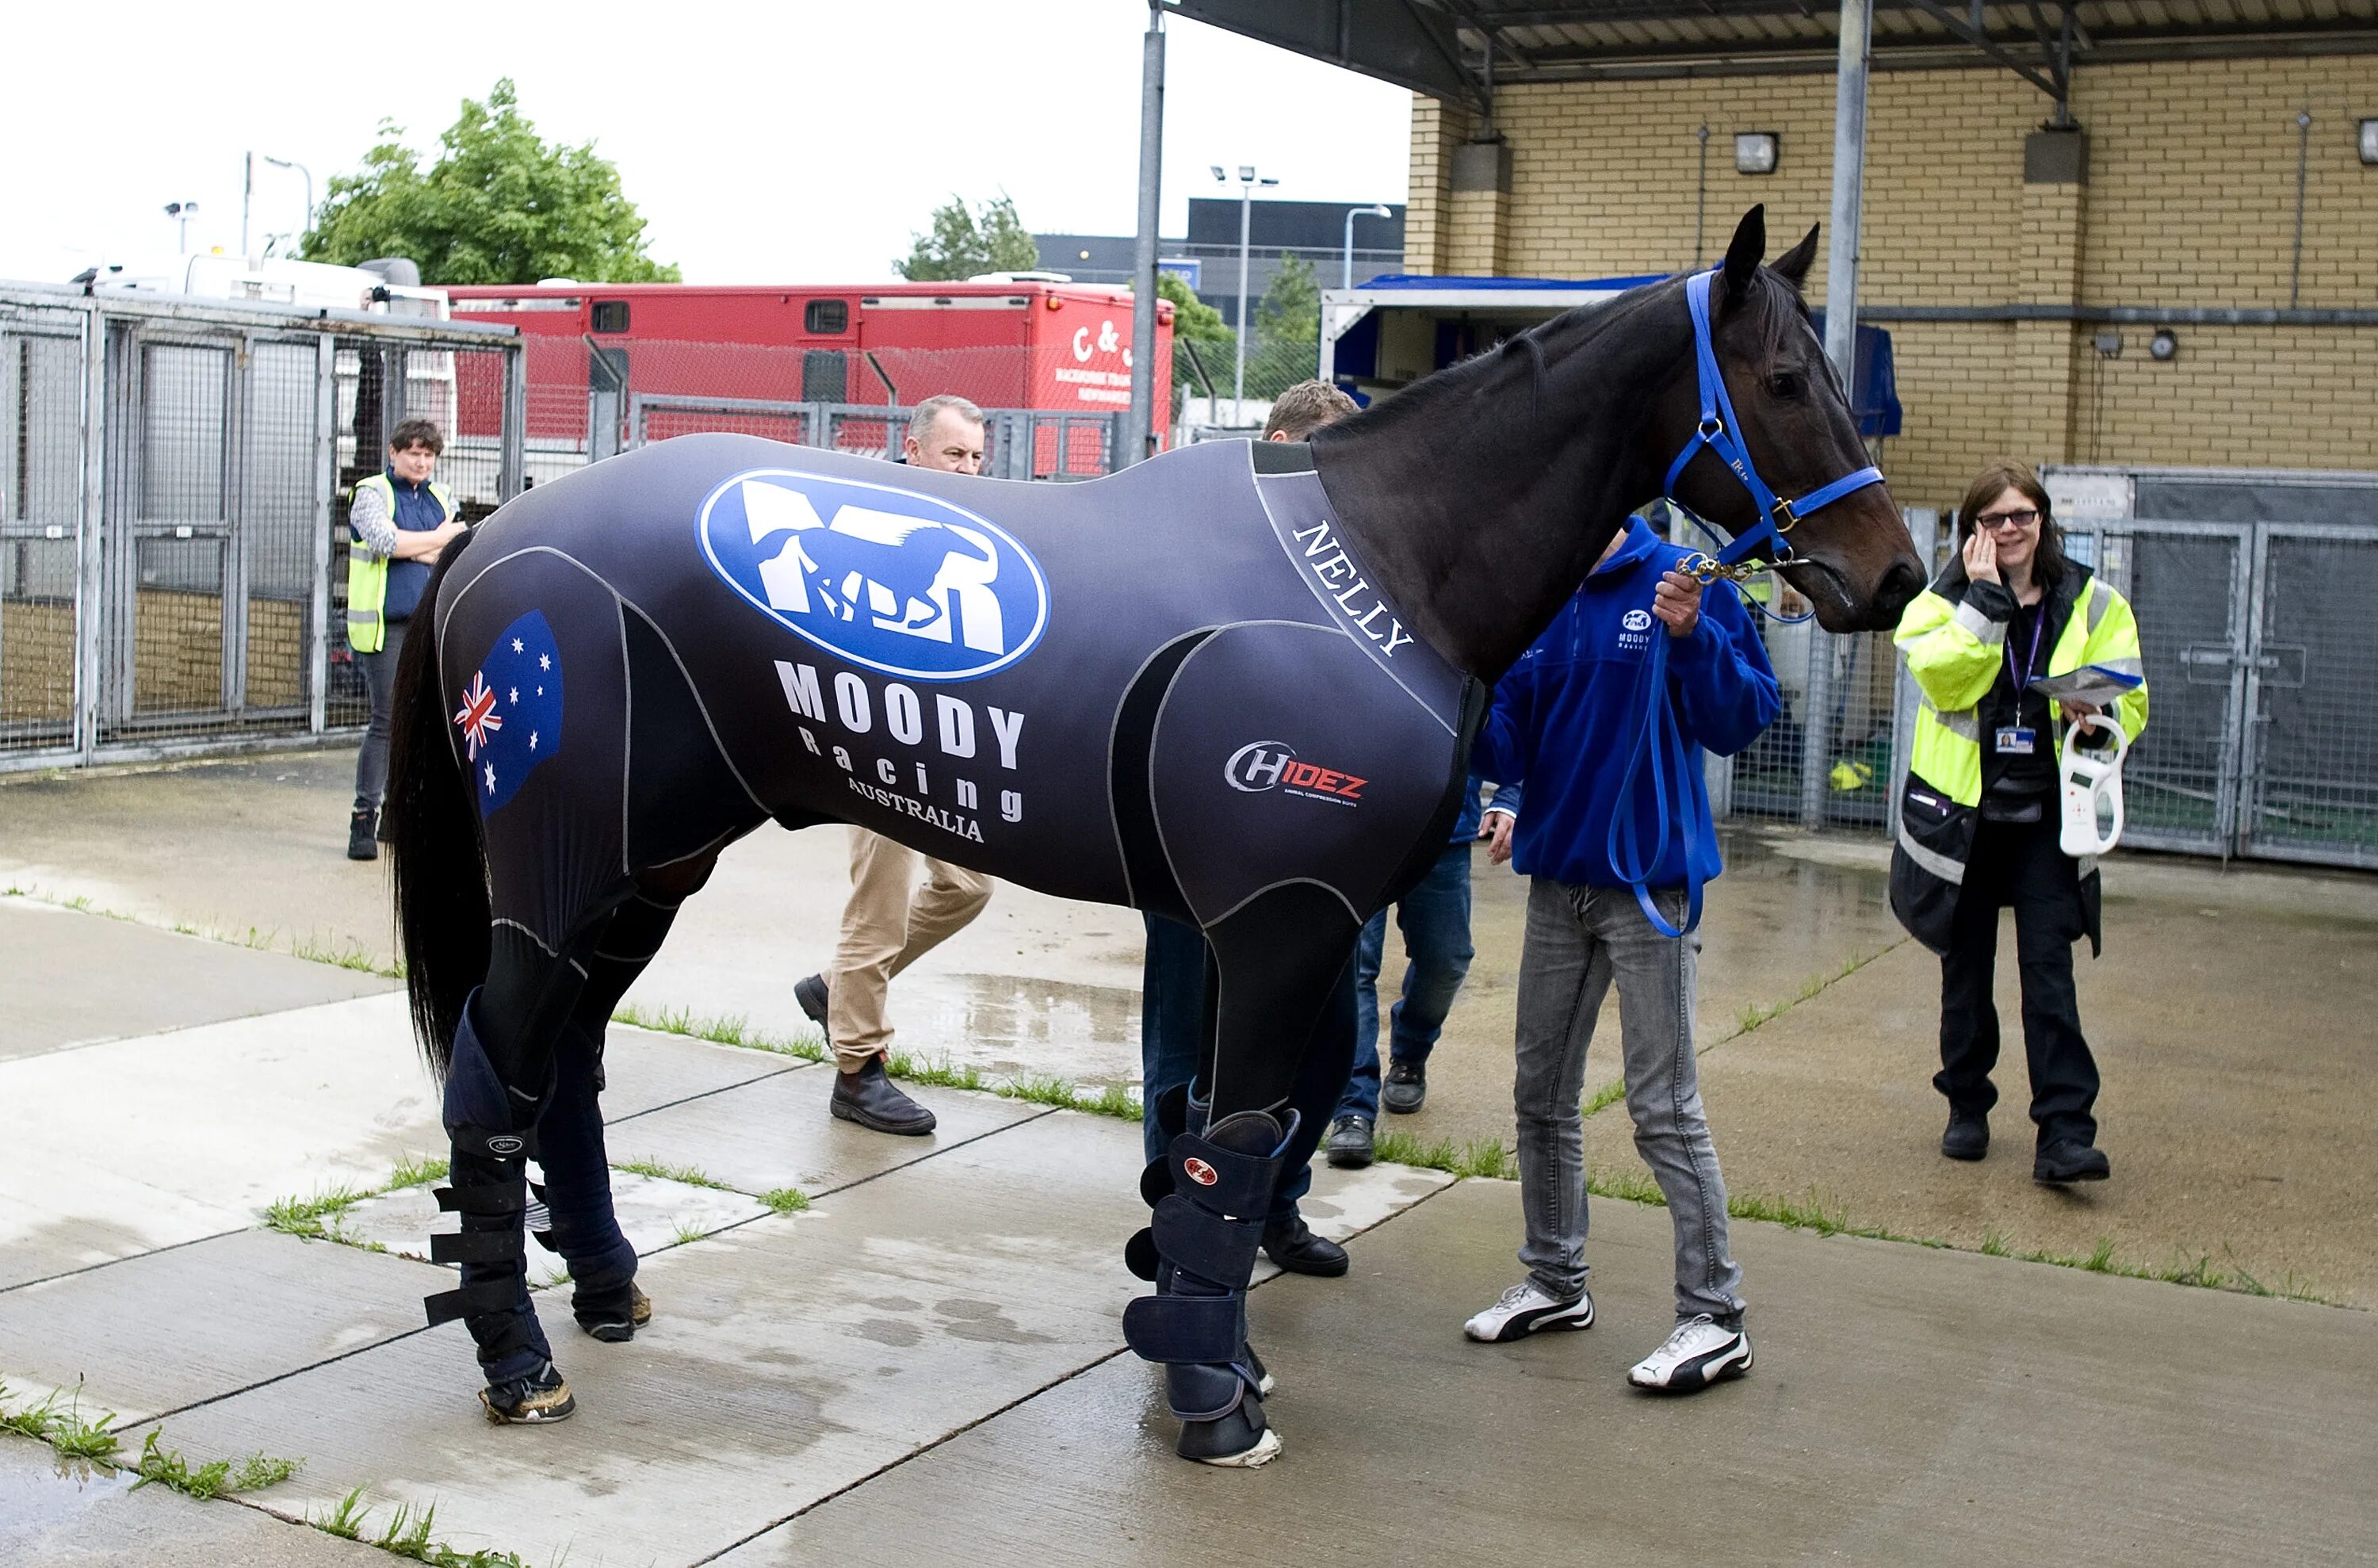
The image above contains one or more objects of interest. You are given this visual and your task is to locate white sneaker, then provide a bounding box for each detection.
[1464,1281,1593,1343]
[1627,1314,1753,1392]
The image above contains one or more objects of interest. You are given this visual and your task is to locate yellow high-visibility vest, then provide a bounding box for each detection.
[346,473,456,653]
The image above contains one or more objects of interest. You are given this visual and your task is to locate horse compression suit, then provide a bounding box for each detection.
[416,431,1476,1439]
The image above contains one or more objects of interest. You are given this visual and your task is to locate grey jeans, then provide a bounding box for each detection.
[1512,876,1745,1325]
[351,617,408,813]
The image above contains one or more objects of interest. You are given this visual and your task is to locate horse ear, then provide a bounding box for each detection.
[1722,206,1766,298]
[1772,224,1820,289]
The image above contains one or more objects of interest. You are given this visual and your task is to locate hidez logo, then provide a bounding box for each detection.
[699,468,1049,681]
[1225,741,1367,804]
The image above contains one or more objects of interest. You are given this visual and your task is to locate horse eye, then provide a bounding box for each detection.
[1768,371,1806,400]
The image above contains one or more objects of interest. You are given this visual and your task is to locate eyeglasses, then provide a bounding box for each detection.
[1976,509,2040,531]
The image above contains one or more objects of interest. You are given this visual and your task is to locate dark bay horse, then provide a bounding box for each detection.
[384,208,1924,1463]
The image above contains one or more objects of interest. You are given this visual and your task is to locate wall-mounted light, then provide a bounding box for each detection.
[2093,331,2123,358]
[2360,119,2378,165]
[2150,328,2178,361]
[1734,132,1780,176]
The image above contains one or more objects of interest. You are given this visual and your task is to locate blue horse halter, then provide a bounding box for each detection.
[1662,267,1885,585]
[1604,270,1887,939]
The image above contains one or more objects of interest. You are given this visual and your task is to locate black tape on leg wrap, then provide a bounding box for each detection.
[423,1279,529,1328]
[1149,1195,1264,1285]
[1122,1293,1245,1366]
[430,1230,526,1265]
[434,1184,526,1216]
[1165,1130,1278,1218]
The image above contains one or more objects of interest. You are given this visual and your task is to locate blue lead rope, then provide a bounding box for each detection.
[1605,606,1706,939]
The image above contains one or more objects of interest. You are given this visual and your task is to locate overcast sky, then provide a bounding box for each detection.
[2,2,1413,285]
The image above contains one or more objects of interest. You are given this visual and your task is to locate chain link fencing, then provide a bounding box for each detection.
[0,284,522,771]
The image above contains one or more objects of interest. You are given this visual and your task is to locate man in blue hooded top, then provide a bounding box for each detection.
[1465,511,1780,1396]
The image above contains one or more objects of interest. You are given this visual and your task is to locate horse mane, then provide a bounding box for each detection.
[1317,262,1814,449]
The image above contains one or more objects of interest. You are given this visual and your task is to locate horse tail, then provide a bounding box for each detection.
[386,527,490,1081]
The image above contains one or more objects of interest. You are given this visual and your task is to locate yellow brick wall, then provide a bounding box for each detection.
[1402,55,2378,511]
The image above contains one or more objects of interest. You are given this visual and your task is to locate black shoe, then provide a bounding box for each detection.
[480,1360,575,1425]
[831,1054,937,1136]
[1260,1213,1348,1278]
[794,973,834,1043]
[2033,1140,2110,1185]
[1324,1115,1374,1169]
[1941,1109,1989,1161]
[346,809,379,861]
[1382,1059,1428,1115]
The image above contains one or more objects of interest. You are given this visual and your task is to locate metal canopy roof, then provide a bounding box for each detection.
[1169,1,2378,106]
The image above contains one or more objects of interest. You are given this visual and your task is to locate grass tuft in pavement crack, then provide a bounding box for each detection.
[762,1187,811,1214]
[0,1381,122,1461]
[132,1429,306,1499]
[260,1150,452,1249]
[614,1158,731,1191]
[1372,1131,1519,1180]
[623,1003,1145,1122]
[310,1484,541,1566]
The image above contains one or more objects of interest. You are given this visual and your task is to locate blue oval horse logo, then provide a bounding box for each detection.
[698,468,1050,681]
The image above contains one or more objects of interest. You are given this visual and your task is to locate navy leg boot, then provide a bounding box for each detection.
[424,992,572,1425]
[538,1022,644,1342]
[1122,1091,1296,1467]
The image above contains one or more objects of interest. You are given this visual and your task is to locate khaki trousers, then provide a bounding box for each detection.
[825,828,992,1068]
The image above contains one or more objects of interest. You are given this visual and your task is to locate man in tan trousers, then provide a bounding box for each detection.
[795,395,995,1134]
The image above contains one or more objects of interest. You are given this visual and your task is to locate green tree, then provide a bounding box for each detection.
[300,79,678,285]
[1248,252,1321,400]
[894,194,1040,281]
[1141,270,1232,410]
[1256,251,1321,348]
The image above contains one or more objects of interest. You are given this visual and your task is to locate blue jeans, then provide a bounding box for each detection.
[1339,843,1476,1122]
[1140,912,1353,1223]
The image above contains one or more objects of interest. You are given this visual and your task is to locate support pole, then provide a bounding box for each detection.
[1124,2,1164,465]
[1804,0,1871,831]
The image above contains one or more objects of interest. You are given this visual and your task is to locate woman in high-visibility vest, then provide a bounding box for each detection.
[1890,460,2148,1186]
[346,418,465,859]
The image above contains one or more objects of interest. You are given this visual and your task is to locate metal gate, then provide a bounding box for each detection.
[2238,524,2378,866]
[0,284,524,772]
[625,392,1121,481]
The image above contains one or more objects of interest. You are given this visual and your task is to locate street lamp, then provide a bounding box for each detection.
[1213,163,1278,426]
[246,154,315,257]
[163,201,200,254]
[1342,204,1393,289]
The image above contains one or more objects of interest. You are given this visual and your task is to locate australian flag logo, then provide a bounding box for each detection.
[456,610,563,815]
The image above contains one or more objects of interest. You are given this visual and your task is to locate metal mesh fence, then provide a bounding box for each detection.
[2242,526,2378,865]
[0,286,520,770]
[0,301,85,754]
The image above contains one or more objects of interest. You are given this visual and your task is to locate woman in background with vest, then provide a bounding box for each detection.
[1891,460,2149,1185]
[346,418,465,859]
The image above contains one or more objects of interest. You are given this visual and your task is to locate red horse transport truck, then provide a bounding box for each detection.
[444,279,1173,475]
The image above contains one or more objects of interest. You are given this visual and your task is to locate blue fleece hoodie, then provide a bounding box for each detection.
[1471,518,1780,890]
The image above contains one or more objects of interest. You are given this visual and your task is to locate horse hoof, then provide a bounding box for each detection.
[480,1363,575,1425]
[1177,1404,1279,1468]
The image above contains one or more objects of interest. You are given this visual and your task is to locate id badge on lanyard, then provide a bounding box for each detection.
[1998,609,2047,758]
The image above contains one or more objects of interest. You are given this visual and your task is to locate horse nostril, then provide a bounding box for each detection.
[1876,559,1925,620]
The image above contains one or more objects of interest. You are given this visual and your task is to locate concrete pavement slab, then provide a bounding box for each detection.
[600,1061,1047,1201]
[745,1178,2378,1568]
[1326,824,1912,1157]
[131,1107,1161,1567]
[0,1228,447,1424]
[0,752,404,966]
[0,1435,376,1568]
[1688,873,2378,1305]
[334,1169,772,1272]
[0,898,392,1061]
[592,1025,801,1121]
[0,992,439,1289]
